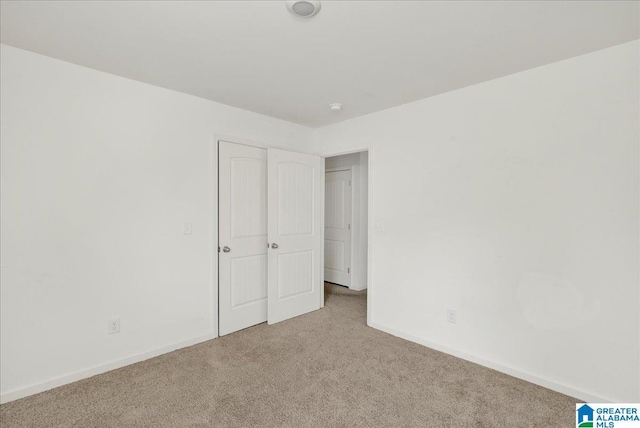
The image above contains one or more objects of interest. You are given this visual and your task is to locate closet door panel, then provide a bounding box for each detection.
[267,149,323,325]
[219,142,268,335]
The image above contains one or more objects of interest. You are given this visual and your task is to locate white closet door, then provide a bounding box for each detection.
[324,169,352,287]
[219,142,268,336]
[267,148,323,325]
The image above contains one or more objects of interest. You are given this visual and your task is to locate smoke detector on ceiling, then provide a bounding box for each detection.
[287,1,322,18]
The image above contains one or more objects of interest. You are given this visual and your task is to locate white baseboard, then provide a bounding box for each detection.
[369,321,615,403]
[1,324,617,405]
[0,333,217,404]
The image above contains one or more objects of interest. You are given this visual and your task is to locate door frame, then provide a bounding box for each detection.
[318,147,373,327]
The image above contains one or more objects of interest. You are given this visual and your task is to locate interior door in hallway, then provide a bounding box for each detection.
[324,169,352,287]
[219,141,268,336]
[267,148,324,324]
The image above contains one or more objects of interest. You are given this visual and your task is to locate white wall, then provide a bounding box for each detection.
[325,152,368,290]
[0,45,313,402]
[314,41,640,402]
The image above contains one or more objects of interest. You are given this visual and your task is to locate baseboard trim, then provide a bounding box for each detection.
[369,322,615,403]
[1,324,616,404]
[0,332,217,404]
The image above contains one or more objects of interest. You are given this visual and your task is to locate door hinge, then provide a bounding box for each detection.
[348,223,351,230]
[349,180,351,186]
[347,267,350,274]
[218,246,221,253]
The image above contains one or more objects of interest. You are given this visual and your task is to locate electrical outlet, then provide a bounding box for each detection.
[108,318,120,334]
[447,309,457,324]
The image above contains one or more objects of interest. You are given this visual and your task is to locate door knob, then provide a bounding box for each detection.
[271,243,278,249]
[222,246,231,253]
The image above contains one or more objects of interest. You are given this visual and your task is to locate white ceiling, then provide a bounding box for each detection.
[1,1,638,128]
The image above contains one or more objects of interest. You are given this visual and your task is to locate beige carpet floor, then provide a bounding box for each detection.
[1,284,576,427]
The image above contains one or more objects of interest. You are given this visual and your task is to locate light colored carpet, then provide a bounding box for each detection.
[1,284,576,427]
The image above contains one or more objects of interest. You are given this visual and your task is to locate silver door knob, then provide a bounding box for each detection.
[222,246,231,253]
[271,243,278,249]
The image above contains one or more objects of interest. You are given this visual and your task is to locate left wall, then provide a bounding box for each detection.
[0,45,313,402]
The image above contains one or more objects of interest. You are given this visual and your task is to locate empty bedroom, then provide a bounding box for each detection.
[1,1,639,427]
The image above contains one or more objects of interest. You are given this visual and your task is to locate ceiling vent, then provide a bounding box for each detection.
[287,1,321,18]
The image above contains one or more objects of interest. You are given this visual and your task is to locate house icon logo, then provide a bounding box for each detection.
[577,404,594,427]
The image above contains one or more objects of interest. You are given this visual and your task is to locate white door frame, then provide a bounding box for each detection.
[319,147,373,327]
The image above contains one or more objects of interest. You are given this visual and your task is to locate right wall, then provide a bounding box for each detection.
[314,40,640,402]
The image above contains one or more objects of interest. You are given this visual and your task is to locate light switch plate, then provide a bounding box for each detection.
[183,222,193,235]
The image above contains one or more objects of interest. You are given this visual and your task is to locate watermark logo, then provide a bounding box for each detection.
[576,404,640,428]
[577,404,594,427]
